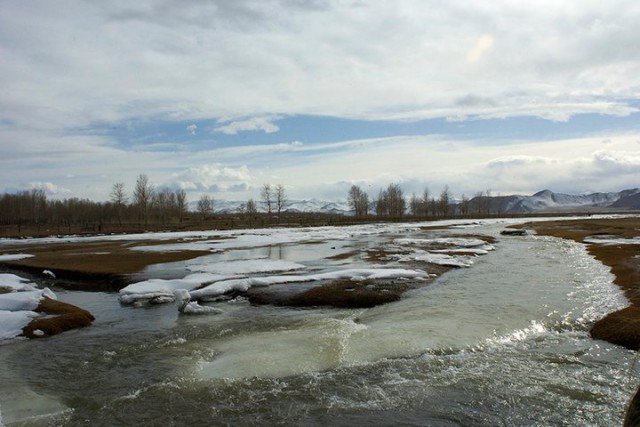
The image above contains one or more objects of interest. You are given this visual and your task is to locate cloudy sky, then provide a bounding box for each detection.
[1,0,639,203]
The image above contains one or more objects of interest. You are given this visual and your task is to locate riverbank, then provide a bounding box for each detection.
[522,217,640,427]
[522,217,640,350]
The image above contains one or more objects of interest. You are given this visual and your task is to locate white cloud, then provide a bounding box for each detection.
[214,117,281,135]
[2,0,640,130]
[26,182,73,197]
[1,1,640,202]
[167,164,253,194]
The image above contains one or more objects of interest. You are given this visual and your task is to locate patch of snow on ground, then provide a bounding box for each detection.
[0,289,53,311]
[583,236,640,245]
[0,253,34,261]
[0,311,40,340]
[0,279,55,342]
[0,274,39,292]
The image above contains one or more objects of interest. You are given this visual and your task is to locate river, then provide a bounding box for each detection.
[0,221,636,426]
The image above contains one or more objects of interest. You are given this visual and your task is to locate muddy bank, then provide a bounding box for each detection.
[23,296,95,338]
[0,238,212,291]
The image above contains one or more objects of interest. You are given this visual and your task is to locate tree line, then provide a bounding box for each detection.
[0,175,191,233]
[348,183,495,218]
[0,175,294,235]
[0,175,501,236]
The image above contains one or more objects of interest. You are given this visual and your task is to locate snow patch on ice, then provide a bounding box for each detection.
[186,259,306,275]
[393,251,477,268]
[394,237,490,248]
[387,237,495,268]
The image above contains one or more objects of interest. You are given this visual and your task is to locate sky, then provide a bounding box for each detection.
[1,0,640,203]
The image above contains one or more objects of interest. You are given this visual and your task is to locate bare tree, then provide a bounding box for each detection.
[197,194,214,220]
[275,184,287,219]
[348,185,369,217]
[375,183,405,217]
[459,194,470,216]
[175,189,188,222]
[133,174,153,227]
[110,182,127,226]
[261,184,273,219]
[245,198,258,215]
[386,183,405,217]
[438,185,451,217]
[409,193,422,216]
[422,188,430,216]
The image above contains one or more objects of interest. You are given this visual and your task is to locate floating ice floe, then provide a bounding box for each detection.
[118,273,232,305]
[119,259,310,306]
[174,289,223,315]
[122,268,427,305]
[190,268,428,300]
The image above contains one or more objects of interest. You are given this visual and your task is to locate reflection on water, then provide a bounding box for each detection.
[0,222,637,426]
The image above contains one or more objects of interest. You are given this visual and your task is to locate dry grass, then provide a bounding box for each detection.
[22,296,95,339]
[2,239,212,275]
[288,279,404,308]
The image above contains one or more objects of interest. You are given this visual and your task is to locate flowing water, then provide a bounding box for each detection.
[0,222,637,426]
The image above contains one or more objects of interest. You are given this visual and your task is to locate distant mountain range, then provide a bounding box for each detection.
[471,188,640,214]
[193,188,640,216]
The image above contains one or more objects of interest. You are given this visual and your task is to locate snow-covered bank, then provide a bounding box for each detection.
[0,273,95,342]
[0,275,56,341]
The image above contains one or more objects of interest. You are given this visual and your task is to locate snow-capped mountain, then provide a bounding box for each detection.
[191,189,640,216]
[469,188,640,214]
[190,199,351,215]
